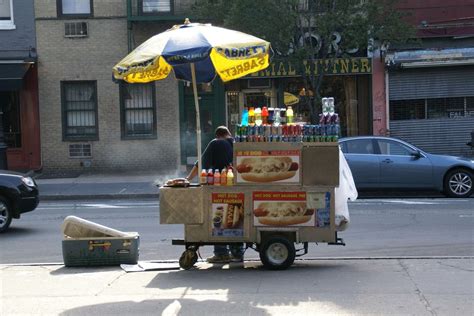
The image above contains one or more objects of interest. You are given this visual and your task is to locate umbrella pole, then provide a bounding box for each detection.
[190,63,202,180]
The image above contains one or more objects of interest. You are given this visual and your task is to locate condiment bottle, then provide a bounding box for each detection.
[200,169,207,185]
[286,106,294,124]
[220,168,227,185]
[248,107,255,126]
[207,169,214,185]
[226,167,234,186]
[262,106,269,125]
[254,107,262,126]
[214,169,221,186]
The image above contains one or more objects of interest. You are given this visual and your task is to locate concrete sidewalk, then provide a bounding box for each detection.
[1,258,472,315]
[35,172,182,200]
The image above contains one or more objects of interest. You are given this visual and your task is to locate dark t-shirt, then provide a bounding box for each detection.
[200,138,233,171]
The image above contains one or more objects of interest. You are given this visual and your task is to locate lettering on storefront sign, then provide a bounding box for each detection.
[248,58,372,78]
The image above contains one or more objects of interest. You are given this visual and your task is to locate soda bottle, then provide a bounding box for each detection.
[254,107,262,126]
[262,106,269,125]
[241,108,249,126]
[268,107,275,124]
[273,108,281,126]
[322,97,329,116]
[214,169,221,186]
[226,167,234,186]
[200,169,207,185]
[328,97,335,116]
[286,106,294,124]
[207,169,214,185]
[248,107,255,126]
[220,168,227,185]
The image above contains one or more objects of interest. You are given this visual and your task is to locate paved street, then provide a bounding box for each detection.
[1,197,473,264]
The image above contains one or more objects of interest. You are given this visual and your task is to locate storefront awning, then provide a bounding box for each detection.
[0,62,31,91]
[385,48,474,69]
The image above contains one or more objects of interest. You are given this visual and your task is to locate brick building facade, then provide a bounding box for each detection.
[35,0,186,175]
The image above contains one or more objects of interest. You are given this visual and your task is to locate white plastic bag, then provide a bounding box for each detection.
[335,149,358,231]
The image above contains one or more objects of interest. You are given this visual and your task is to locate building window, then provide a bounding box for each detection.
[139,0,172,15]
[390,99,425,120]
[0,0,15,29]
[390,97,474,120]
[61,81,98,141]
[57,0,93,18]
[467,97,474,117]
[120,83,156,139]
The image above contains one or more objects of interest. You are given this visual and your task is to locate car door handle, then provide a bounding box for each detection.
[382,159,393,163]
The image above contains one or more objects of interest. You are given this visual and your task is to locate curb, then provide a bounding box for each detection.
[2,256,472,267]
[40,193,158,201]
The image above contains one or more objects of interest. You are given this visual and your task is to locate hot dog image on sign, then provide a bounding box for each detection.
[253,192,315,227]
[236,150,300,183]
[211,193,245,237]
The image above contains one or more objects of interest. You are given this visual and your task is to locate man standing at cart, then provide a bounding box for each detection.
[186,126,244,263]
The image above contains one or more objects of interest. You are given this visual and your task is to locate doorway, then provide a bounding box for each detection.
[0,91,21,148]
[180,81,225,165]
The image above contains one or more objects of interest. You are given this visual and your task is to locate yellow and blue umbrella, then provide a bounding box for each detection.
[113,19,271,176]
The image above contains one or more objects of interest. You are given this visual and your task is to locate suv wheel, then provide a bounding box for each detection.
[0,197,12,233]
[444,169,473,198]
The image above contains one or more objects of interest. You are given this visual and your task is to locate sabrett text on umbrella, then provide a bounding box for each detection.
[130,66,171,80]
[216,45,267,58]
[219,56,266,77]
[116,58,156,75]
[166,51,210,63]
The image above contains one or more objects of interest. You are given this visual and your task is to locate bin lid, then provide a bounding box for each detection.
[61,216,131,239]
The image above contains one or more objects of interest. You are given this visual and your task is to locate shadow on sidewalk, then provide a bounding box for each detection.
[59,261,354,315]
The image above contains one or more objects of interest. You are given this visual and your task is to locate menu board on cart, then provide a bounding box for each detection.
[252,191,315,227]
[211,193,245,237]
[235,150,300,184]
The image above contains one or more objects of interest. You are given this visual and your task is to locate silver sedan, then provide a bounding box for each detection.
[339,136,474,198]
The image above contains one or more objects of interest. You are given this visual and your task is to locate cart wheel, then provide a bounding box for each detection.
[259,236,295,270]
[179,250,198,270]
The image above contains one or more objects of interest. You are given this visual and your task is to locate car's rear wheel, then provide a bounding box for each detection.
[0,197,12,233]
[444,169,473,198]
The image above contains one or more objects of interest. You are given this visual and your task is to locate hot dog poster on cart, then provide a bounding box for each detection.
[211,193,245,237]
[252,191,315,227]
[235,150,300,183]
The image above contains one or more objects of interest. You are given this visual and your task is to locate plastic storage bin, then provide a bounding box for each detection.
[62,216,139,267]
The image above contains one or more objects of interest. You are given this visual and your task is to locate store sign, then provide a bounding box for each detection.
[248,57,372,78]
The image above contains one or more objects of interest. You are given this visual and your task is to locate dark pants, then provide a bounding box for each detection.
[214,244,244,257]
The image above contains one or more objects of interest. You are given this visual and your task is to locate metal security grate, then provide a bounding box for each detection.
[64,22,88,37]
[141,0,171,13]
[69,143,92,158]
[62,81,98,140]
[120,83,156,138]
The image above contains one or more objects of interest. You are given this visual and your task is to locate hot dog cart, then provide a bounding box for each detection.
[160,140,353,270]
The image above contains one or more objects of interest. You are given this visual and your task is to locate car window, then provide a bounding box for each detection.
[344,139,374,154]
[377,140,412,156]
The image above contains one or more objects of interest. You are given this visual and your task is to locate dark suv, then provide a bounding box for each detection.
[0,171,39,232]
